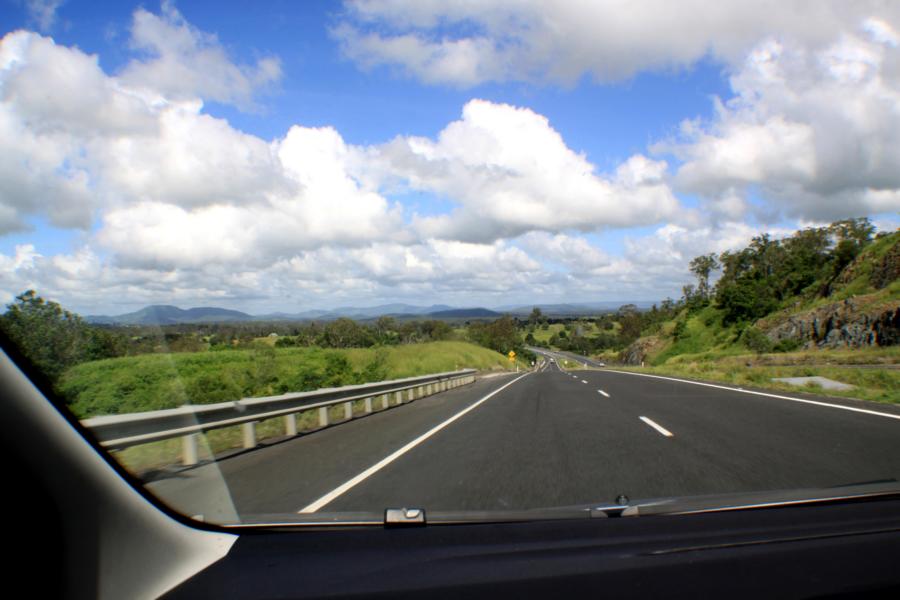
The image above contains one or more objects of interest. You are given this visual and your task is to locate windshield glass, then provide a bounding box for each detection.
[0,1,898,526]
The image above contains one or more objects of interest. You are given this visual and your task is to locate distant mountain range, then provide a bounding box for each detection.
[87,305,253,326]
[86,300,656,325]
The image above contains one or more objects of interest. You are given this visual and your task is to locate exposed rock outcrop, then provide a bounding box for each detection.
[763,298,899,349]
[620,336,663,365]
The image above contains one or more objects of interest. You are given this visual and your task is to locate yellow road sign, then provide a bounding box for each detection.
[508,350,516,361]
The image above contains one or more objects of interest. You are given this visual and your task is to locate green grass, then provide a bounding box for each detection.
[530,323,564,344]
[60,341,515,419]
[648,307,744,366]
[113,394,391,473]
[618,362,900,405]
[64,341,517,473]
[530,321,597,347]
[591,349,621,363]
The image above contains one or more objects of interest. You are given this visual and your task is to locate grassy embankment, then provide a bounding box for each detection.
[604,231,899,404]
[617,348,899,404]
[61,341,520,472]
[606,304,899,404]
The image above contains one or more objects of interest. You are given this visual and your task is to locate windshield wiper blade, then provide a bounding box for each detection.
[620,479,900,517]
[224,480,900,528]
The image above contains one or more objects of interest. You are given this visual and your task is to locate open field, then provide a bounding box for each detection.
[530,321,600,345]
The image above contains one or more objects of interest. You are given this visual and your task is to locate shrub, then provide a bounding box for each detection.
[742,326,774,354]
[773,338,803,353]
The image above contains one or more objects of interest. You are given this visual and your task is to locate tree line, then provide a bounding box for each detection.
[0,290,534,387]
[518,217,888,357]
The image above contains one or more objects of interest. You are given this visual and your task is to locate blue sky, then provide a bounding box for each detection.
[0,1,898,314]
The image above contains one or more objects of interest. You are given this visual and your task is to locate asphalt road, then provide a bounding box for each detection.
[148,357,900,521]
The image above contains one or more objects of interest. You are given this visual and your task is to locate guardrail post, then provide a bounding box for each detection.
[395,391,403,405]
[344,401,352,420]
[319,406,329,427]
[409,387,416,401]
[365,397,373,413]
[183,433,199,466]
[285,414,297,436]
[381,393,389,409]
[243,422,257,449]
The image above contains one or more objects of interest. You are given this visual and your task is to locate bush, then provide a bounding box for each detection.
[741,326,774,354]
[187,372,243,404]
[773,338,803,353]
[323,352,355,386]
[359,349,389,382]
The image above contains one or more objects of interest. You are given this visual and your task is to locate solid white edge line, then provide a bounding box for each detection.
[640,416,674,437]
[607,369,900,421]
[598,390,610,398]
[298,372,531,513]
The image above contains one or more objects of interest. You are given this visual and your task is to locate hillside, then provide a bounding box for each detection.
[621,228,899,367]
[87,303,490,324]
[88,305,253,325]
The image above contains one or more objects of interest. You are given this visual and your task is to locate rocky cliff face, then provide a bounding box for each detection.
[620,336,663,365]
[763,298,899,349]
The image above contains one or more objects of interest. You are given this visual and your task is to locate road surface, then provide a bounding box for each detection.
[149,355,900,520]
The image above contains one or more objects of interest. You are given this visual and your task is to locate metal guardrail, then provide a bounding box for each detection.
[82,369,477,465]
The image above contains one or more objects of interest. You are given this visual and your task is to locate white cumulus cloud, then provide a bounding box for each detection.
[665,27,900,221]
[119,1,281,110]
[355,99,680,242]
[335,0,899,86]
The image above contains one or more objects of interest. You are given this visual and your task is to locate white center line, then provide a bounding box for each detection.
[581,379,588,384]
[597,390,610,398]
[640,416,674,437]
[298,372,531,514]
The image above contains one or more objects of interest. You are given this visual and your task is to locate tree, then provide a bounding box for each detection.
[0,290,121,382]
[689,253,720,300]
[468,316,522,354]
[373,316,398,344]
[318,318,375,348]
[828,217,876,277]
[528,307,543,325]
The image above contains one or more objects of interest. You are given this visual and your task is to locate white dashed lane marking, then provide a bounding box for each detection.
[639,416,674,438]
